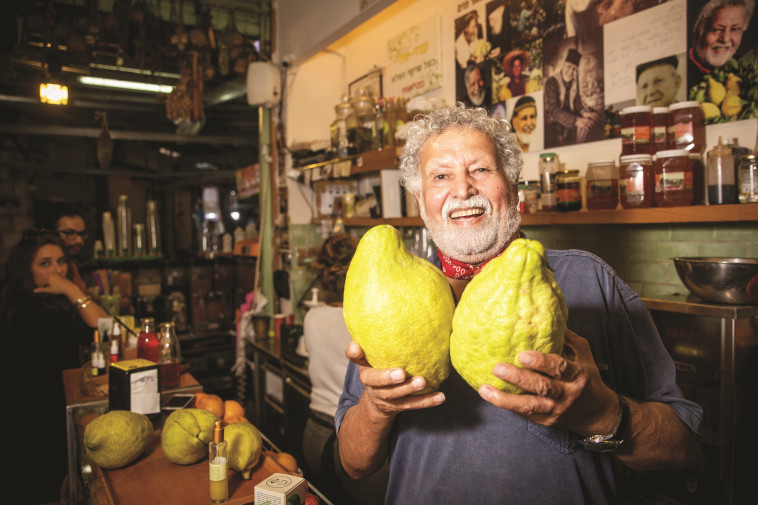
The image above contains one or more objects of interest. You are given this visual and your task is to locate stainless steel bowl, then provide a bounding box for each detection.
[673,257,758,305]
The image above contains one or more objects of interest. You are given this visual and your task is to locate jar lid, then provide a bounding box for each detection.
[656,149,690,158]
[588,159,616,166]
[558,169,580,174]
[620,154,653,162]
[540,152,557,158]
[621,105,652,114]
[668,100,702,111]
[652,107,669,114]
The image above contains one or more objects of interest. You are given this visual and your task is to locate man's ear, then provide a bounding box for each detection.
[674,72,682,91]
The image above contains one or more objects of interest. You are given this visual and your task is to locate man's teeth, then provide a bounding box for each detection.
[450,208,484,219]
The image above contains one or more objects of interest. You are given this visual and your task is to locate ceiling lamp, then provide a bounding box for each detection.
[77,76,174,94]
[39,82,69,105]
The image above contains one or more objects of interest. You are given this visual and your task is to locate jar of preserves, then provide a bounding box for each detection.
[652,107,669,153]
[585,160,618,210]
[525,180,541,213]
[556,169,582,211]
[667,101,705,153]
[738,154,758,203]
[619,154,655,209]
[689,153,706,205]
[620,105,653,155]
[654,149,694,207]
[539,153,560,211]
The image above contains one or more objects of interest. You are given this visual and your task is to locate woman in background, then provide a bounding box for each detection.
[301,233,388,505]
[1,230,107,504]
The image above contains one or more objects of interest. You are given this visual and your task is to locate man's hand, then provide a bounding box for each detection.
[346,340,446,423]
[478,329,619,437]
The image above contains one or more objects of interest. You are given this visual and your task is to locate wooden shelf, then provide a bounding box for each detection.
[342,203,758,228]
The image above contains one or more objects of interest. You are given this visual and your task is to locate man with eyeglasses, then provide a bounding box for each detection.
[53,206,89,292]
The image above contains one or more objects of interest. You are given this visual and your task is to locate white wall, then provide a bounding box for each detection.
[281,0,758,224]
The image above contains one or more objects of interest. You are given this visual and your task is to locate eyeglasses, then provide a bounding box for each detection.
[58,229,89,240]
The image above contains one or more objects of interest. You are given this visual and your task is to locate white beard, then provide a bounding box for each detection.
[419,193,521,264]
[515,129,532,151]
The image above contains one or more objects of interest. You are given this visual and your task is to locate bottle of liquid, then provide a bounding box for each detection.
[158,321,182,389]
[539,153,560,211]
[102,211,116,258]
[706,136,736,204]
[146,200,161,257]
[110,338,120,364]
[116,195,132,257]
[111,322,123,360]
[137,317,160,363]
[209,420,228,504]
[91,329,103,377]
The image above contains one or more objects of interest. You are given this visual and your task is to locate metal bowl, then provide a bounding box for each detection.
[673,257,758,305]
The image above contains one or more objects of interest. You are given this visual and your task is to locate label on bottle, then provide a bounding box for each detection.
[210,457,227,481]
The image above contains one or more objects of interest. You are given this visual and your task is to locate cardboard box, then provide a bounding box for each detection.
[109,359,160,416]
[254,473,306,505]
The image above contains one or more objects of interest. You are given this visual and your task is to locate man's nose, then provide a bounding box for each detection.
[452,175,477,199]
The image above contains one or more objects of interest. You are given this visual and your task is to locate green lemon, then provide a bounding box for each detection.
[161,408,218,465]
[451,238,568,393]
[225,421,263,479]
[83,410,153,469]
[343,225,455,394]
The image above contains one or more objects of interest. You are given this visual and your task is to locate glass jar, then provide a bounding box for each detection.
[525,180,541,213]
[137,317,159,363]
[689,153,706,205]
[620,105,653,155]
[158,321,182,389]
[556,169,582,211]
[738,154,758,203]
[334,94,357,157]
[351,87,376,153]
[654,149,694,207]
[667,101,705,153]
[652,107,669,153]
[707,136,736,204]
[585,160,618,210]
[619,154,655,209]
[539,152,560,211]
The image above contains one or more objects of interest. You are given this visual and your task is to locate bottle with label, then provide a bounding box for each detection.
[619,154,655,209]
[539,153,560,211]
[620,105,653,155]
[654,149,694,207]
[738,154,758,203]
[158,321,182,389]
[209,419,228,504]
[137,317,160,363]
[556,169,582,211]
[102,211,116,258]
[91,329,103,377]
[585,160,619,210]
[706,136,736,204]
[116,195,132,257]
[146,200,161,257]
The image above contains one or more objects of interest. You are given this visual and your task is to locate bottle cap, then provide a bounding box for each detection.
[709,136,733,159]
[213,419,225,443]
[93,329,101,343]
[112,323,121,336]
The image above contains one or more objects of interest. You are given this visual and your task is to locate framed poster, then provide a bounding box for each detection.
[349,67,383,100]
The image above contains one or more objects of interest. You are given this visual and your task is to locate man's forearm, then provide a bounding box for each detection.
[615,399,703,475]
[338,393,396,479]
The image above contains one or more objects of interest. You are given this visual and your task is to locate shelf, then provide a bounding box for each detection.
[342,203,758,228]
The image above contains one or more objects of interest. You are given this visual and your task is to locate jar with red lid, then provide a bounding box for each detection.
[654,149,694,207]
[689,153,706,205]
[620,105,653,155]
[652,107,668,153]
[619,154,655,208]
[667,101,705,153]
[585,160,618,210]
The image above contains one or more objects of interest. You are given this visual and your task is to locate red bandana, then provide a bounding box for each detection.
[438,251,500,280]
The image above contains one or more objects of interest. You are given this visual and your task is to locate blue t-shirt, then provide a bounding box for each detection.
[336,248,702,505]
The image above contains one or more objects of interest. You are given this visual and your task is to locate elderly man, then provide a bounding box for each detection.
[463,63,489,107]
[335,104,703,505]
[636,55,682,107]
[544,48,601,146]
[510,95,538,152]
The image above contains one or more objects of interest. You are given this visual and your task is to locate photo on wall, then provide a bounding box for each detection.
[507,91,544,153]
[686,0,758,123]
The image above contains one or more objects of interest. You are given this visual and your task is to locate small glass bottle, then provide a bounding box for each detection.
[738,154,758,203]
[102,211,116,258]
[133,223,145,257]
[146,200,161,256]
[539,153,560,211]
[619,154,655,209]
[706,136,736,204]
[116,194,132,257]
[91,329,103,377]
[556,169,582,211]
[137,317,160,363]
[209,419,228,504]
[654,149,694,207]
[158,321,182,389]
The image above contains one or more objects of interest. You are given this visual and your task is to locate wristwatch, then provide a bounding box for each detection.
[578,394,629,453]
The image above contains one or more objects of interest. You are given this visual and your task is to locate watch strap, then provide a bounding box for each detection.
[578,394,629,452]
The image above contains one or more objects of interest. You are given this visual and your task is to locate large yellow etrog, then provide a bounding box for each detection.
[343,225,455,394]
[450,238,568,393]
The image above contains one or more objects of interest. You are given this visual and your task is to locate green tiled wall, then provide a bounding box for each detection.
[288,220,757,316]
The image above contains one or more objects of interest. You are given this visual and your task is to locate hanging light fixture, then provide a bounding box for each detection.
[39,49,69,105]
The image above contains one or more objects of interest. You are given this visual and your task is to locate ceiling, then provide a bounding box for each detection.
[0,0,273,182]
